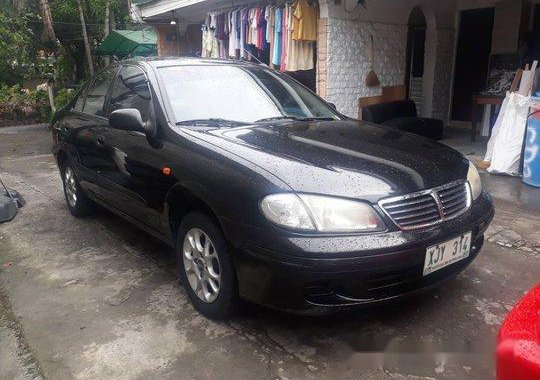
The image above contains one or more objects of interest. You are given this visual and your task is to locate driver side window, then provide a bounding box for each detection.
[109,66,152,123]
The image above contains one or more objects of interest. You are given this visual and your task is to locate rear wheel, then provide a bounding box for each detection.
[62,164,92,217]
[177,212,237,319]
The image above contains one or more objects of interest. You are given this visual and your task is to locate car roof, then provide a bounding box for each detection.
[119,56,263,69]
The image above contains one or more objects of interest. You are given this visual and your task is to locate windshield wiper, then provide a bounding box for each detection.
[296,117,335,122]
[255,116,336,123]
[176,118,249,126]
[255,116,301,123]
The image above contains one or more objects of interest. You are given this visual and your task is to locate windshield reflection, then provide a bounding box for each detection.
[159,65,341,125]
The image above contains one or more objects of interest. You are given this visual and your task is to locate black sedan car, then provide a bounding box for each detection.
[52,58,494,319]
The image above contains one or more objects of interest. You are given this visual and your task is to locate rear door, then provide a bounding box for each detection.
[58,67,117,197]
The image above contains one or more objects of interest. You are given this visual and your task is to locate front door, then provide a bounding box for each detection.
[98,65,171,233]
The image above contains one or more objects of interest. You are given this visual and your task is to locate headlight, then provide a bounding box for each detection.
[259,194,315,231]
[260,194,384,232]
[467,161,482,200]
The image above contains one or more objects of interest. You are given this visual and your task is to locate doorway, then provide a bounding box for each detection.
[451,8,494,121]
[405,7,426,115]
[531,4,540,61]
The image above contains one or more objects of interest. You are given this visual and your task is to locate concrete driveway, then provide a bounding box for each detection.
[1,124,539,380]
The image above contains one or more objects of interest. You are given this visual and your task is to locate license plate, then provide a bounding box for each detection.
[423,232,472,276]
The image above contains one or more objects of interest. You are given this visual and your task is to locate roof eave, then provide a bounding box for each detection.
[139,0,208,18]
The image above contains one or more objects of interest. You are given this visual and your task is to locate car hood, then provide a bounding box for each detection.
[181,120,469,202]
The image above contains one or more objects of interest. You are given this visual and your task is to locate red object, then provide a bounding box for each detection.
[497,284,540,380]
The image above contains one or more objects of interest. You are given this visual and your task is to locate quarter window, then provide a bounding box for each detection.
[83,67,116,116]
[109,66,152,123]
[74,91,85,112]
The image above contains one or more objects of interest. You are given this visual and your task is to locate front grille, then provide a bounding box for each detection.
[439,182,470,218]
[379,181,471,230]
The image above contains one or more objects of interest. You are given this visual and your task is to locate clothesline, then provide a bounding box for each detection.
[200,0,318,73]
[211,2,280,14]
[208,0,319,21]
[211,0,299,14]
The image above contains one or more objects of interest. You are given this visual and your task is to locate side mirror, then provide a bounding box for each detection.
[328,102,337,110]
[109,109,146,133]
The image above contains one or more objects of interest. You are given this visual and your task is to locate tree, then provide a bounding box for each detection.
[76,0,94,76]
[0,0,128,84]
[102,0,110,66]
[11,0,26,11]
[39,0,56,43]
[0,6,34,84]
[103,0,110,36]
[50,0,127,80]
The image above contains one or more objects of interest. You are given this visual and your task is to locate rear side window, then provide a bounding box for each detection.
[83,67,116,116]
[109,66,152,123]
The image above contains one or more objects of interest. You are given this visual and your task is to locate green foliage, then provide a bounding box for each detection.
[32,88,51,122]
[55,54,76,85]
[49,0,128,81]
[1,0,129,88]
[0,85,51,122]
[50,0,125,33]
[54,87,75,110]
[0,4,68,86]
[0,7,35,85]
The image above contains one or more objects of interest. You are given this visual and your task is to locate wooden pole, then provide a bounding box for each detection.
[39,0,56,42]
[103,0,110,66]
[47,80,56,114]
[77,0,94,76]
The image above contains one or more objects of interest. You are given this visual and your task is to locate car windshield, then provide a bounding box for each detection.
[158,65,341,125]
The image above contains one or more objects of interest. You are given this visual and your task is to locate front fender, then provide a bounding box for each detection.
[165,180,224,218]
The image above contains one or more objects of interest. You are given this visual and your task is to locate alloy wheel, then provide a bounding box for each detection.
[64,167,78,208]
[182,228,221,303]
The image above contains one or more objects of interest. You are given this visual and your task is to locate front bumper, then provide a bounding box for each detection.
[222,193,495,314]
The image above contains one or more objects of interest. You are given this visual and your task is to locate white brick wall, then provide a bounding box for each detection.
[325,17,456,123]
[326,19,408,118]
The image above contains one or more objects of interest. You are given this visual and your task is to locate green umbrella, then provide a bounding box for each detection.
[95,29,157,58]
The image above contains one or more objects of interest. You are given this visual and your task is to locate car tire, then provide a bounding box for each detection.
[61,163,92,217]
[177,212,237,320]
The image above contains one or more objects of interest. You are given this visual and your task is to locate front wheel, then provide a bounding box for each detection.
[176,212,237,320]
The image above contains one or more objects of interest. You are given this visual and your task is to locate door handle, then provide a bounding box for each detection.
[53,125,68,133]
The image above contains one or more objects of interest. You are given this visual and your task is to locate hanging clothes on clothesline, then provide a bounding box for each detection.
[200,0,318,73]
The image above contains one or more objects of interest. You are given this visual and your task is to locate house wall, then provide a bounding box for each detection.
[316,18,328,98]
[145,0,460,121]
[326,20,407,118]
[322,0,458,121]
[156,25,179,56]
[155,23,201,57]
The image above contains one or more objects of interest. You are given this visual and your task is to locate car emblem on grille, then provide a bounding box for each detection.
[430,190,445,219]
